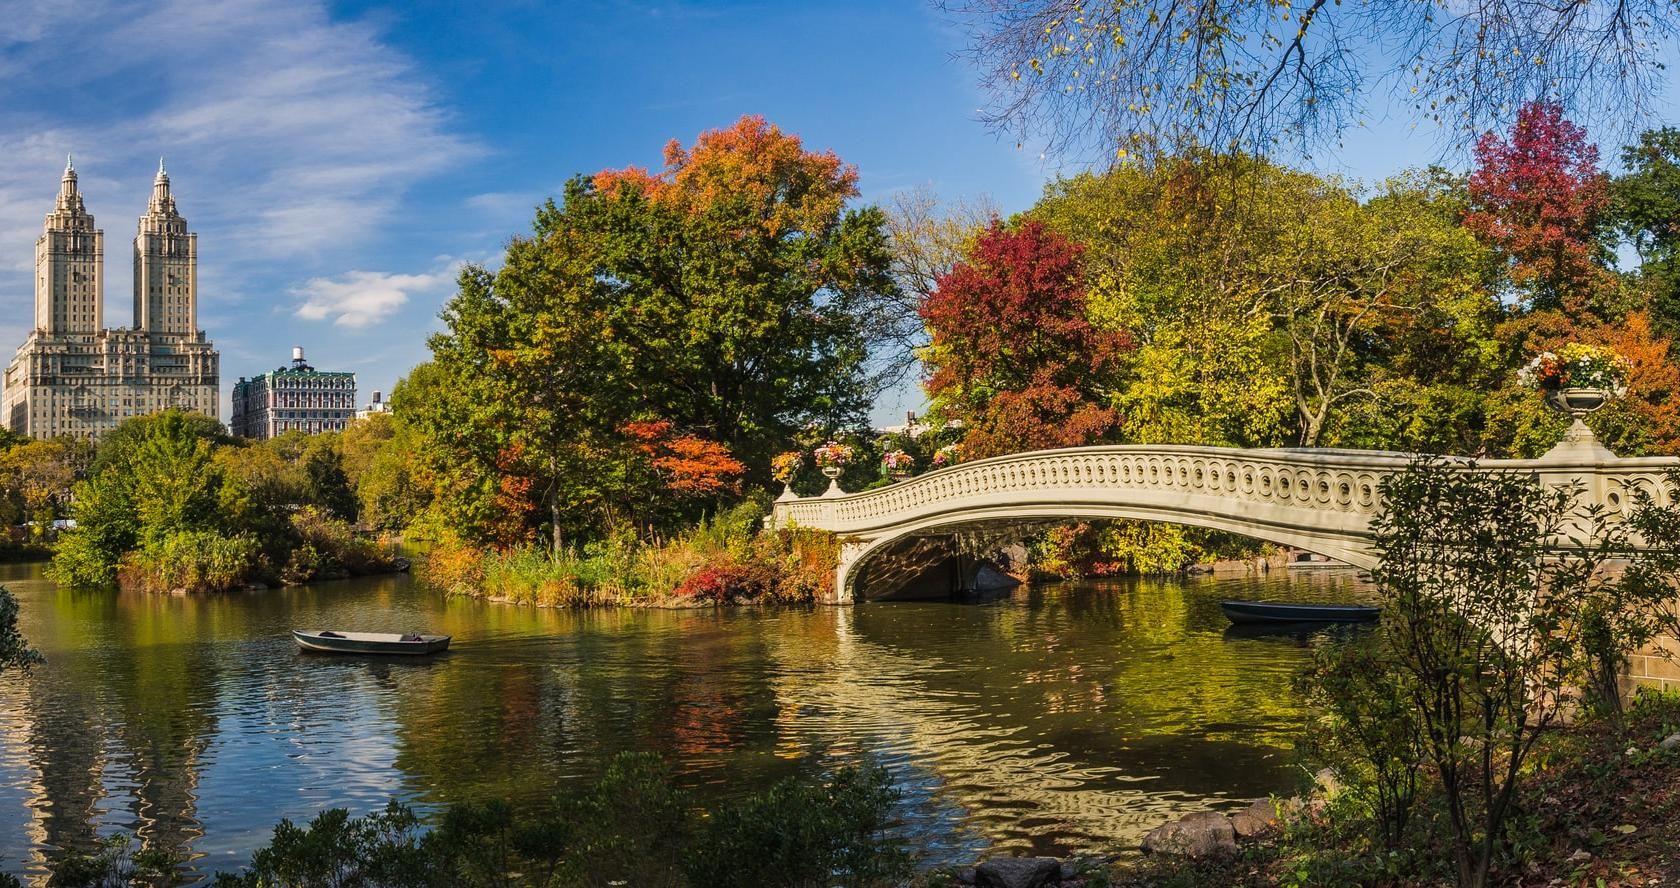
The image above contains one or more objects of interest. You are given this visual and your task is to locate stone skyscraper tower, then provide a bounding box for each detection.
[1,157,220,439]
[134,159,197,335]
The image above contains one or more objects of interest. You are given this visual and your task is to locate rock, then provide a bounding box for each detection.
[1313,767,1343,796]
[1567,848,1592,863]
[1230,811,1274,840]
[956,867,978,885]
[974,563,1023,591]
[1058,859,1082,881]
[1659,732,1680,751]
[973,856,1062,888]
[1242,798,1281,825]
[1141,812,1238,858]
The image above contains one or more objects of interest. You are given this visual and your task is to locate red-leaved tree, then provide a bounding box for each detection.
[921,220,1131,458]
[1464,100,1612,312]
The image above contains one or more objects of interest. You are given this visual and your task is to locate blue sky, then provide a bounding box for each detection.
[0,0,1672,425]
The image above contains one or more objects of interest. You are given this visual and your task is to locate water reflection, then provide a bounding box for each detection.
[0,562,1372,883]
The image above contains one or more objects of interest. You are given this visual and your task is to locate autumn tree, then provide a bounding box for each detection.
[872,186,999,383]
[922,220,1130,458]
[1033,155,1499,450]
[1464,101,1613,313]
[416,116,891,549]
[0,439,88,539]
[944,0,1680,161]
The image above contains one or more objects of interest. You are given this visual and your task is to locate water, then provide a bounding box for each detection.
[0,561,1373,882]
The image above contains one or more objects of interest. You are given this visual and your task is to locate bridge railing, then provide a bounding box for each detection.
[771,443,1680,537]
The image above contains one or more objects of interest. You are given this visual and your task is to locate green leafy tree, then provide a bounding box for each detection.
[415,116,892,549]
[1612,126,1680,334]
[1354,458,1680,886]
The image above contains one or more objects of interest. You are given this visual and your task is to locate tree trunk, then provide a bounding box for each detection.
[550,490,563,556]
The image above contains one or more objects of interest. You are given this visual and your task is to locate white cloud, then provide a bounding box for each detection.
[293,266,459,329]
[0,0,477,328]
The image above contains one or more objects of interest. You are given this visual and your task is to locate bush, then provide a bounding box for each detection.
[210,802,426,888]
[685,765,911,888]
[47,834,183,888]
[117,531,260,594]
[423,498,839,607]
[200,753,909,888]
[674,559,777,603]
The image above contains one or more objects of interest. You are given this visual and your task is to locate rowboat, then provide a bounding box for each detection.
[293,630,451,655]
[1219,600,1380,624]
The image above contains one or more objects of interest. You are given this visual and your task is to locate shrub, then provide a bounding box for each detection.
[685,764,911,888]
[48,834,183,888]
[674,559,777,604]
[209,802,427,888]
[1,585,42,673]
[117,531,260,594]
[204,753,908,888]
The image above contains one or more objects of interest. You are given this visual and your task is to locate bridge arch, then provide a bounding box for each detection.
[770,443,1680,603]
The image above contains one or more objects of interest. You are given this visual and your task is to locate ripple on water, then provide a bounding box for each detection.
[0,562,1372,882]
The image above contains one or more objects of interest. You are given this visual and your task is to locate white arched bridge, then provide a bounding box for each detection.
[769,432,1680,603]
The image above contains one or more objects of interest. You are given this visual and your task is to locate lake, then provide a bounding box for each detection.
[0,561,1372,882]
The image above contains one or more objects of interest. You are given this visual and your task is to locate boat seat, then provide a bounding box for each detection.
[399,634,423,642]
[318,631,344,638]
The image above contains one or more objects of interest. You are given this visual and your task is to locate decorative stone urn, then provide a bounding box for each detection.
[1540,386,1617,462]
[1546,386,1610,416]
[889,468,911,482]
[820,465,844,496]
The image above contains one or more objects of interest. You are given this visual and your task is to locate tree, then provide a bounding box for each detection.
[0,439,85,540]
[943,0,1680,160]
[921,219,1130,458]
[1612,127,1680,334]
[419,116,892,549]
[51,411,246,590]
[873,186,999,383]
[1359,458,1680,887]
[1033,155,1499,450]
[1464,101,1613,312]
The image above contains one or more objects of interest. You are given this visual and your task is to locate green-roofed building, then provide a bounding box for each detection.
[231,347,356,439]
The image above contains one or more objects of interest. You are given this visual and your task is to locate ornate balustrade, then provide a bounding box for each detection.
[770,442,1680,602]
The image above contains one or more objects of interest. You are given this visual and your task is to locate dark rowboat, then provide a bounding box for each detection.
[1219,601,1379,624]
[293,630,451,655]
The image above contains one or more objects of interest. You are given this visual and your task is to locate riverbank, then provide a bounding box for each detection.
[1079,689,1680,888]
[422,501,840,607]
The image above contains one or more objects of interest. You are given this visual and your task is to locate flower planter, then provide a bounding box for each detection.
[1546,386,1610,417]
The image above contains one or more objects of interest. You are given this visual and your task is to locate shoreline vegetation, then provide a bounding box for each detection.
[49,411,407,595]
[421,499,841,608]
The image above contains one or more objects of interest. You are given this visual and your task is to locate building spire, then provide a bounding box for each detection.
[148,155,175,215]
[57,153,81,211]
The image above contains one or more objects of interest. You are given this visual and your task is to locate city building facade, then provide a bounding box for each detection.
[1,158,219,439]
[231,347,357,439]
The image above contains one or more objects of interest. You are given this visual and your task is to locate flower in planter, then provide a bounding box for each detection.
[881,449,913,474]
[932,443,962,467]
[813,441,855,469]
[771,451,803,484]
[1518,344,1629,397]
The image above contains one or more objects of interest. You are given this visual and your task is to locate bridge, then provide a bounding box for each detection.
[769,426,1680,604]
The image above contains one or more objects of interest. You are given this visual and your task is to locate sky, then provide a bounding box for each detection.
[0,0,1674,426]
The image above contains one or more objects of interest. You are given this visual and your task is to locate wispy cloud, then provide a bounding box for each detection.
[0,0,476,326]
[293,264,461,329]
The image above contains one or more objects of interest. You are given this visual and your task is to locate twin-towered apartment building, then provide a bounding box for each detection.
[1,159,362,441]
